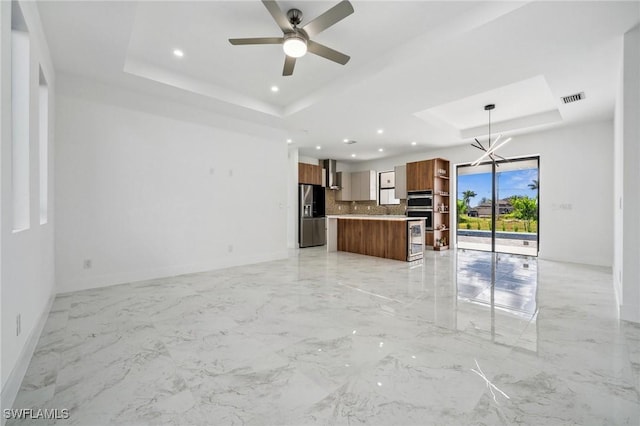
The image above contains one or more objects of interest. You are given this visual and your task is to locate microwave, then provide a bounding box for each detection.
[407,191,433,208]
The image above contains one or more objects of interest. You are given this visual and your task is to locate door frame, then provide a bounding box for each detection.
[455,155,540,255]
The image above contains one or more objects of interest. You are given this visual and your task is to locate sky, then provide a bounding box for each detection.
[457,168,538,207]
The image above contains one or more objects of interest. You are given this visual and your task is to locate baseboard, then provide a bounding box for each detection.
[57,250,289,294]
[0,294,55,423]
[537,252,613,270]
[621,303,640,324]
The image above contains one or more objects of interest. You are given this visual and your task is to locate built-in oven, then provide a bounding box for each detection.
[407,190,433,209]
[406,208,433,230]
[407,220,425,261]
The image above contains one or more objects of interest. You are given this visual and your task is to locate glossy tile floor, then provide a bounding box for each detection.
[10,248,640,425]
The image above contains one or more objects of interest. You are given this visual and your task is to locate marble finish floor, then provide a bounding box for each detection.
[9,248,640,425]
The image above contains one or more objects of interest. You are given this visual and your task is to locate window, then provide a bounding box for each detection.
[379,171,400,205]
[39,67,48,224]
[11,4,30,232]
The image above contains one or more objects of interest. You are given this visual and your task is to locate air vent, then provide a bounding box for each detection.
[343,139,357,145]
[561,92,585,104]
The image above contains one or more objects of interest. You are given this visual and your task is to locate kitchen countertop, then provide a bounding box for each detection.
[327,214,414,221]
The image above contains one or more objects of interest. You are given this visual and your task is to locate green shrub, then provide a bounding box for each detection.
[514,224,519,232]
[466,223,471,230]
[501,222,506,231]
[476,221,481,230]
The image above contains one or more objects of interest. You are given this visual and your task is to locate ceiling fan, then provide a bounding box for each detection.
[228,0,354,76]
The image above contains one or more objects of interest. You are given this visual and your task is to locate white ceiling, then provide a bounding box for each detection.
[37,1,640,162]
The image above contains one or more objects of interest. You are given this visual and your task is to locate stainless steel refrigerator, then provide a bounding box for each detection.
[299,184,326,248]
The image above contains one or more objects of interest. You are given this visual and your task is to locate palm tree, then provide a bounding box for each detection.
[528,179,539,190]
[462,190,477,208]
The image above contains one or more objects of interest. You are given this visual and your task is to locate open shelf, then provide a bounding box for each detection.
[432,158,450,251]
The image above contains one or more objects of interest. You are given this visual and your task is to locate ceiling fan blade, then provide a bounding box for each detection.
[283,55,296,76]
[229,37,283,45]
[262,0,293,32]
[307,40,350,65]
[302,0,354,37]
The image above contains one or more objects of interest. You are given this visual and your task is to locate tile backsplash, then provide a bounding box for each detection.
[325,189,406,215]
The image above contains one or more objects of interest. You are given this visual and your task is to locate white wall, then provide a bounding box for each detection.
[287,147,299,248]
[614,37,625,310]
[355,120,614,267]
[615,25,640,323]
[1,0,56,413]
[55,77,288,293]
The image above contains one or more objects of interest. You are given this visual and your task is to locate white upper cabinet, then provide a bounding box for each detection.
[394,165,407,200]
[336,170,376,201]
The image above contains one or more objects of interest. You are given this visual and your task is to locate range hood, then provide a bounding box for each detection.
[321,159,341,190]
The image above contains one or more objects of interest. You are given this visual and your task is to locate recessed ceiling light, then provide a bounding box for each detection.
[173,49,184,58]
[343,138,349,143]
[351,153,356,157]
[378,148,384,152]
[411,141,417,146]
[271,86,279,92]
[377,129,384,134]
[316,146,321,150]
[286,139,292,144]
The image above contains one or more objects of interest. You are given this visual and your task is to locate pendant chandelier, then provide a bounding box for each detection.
[471,104,512,166]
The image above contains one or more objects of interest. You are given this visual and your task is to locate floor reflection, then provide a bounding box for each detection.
[10,246,638,424]
[456,249,538,351]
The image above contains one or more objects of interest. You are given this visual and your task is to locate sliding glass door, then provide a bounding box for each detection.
[457,163,493,252]
[457,157,539,256]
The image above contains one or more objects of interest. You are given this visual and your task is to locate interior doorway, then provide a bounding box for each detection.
[456,157,539,256]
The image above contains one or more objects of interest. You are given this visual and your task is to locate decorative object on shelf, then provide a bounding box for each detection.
[470,104,513,167]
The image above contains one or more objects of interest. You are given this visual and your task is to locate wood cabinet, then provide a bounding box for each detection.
[404,157,451,250]
[298,162,322,185]
[337,219,407,261]
[406,159,434,191]
[394,165,407,199]
[336,170,376,201]
[432,158,451,251]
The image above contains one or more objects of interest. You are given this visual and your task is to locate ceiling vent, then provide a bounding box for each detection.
[561,92,585,104]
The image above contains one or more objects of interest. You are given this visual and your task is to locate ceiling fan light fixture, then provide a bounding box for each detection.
[283,34,307,58]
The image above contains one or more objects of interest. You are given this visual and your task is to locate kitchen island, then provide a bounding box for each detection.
[326,215,424,261]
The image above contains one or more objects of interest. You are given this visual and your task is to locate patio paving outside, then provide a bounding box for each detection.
[457,233,538,256]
